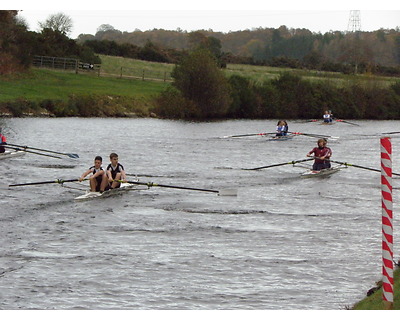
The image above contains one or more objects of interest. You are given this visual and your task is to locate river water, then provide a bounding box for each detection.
[0,118,399,310]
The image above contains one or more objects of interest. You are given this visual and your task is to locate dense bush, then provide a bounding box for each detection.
[156,72,400,120]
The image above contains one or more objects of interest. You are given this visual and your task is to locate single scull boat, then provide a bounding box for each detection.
[300,166,342,178]
[0,150,26,160]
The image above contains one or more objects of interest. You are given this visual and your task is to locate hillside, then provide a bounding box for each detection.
[98,54,398,89]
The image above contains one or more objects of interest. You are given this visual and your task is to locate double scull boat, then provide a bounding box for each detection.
[74,182,148,201]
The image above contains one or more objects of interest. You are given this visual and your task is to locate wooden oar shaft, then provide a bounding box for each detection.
[6,143,79,158]
[125,180,219,193]
[9,178,80,187]
[4,146,62,159]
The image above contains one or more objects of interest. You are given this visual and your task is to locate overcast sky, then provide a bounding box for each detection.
[9,0,400,39]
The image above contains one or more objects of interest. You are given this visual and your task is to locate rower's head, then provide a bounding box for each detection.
[109,152,119,165]
[94,155,102,168]
[317,138,327,148]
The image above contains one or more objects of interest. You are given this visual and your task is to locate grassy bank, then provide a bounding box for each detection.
[0,68,170,116]
[0,68,168,102]
[352,267,400,309]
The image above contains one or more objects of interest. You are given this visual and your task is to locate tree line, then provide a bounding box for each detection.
[0,11,100,75]
[78,24,400,76]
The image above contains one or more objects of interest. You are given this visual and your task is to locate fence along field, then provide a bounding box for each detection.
[32,55,172,82]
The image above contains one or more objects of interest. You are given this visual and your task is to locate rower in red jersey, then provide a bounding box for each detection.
[306,138,332,171]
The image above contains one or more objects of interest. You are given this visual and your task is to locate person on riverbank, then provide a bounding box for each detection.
[106,152,127,189]
[79,156,108,192]
[306,138,332,171]
[276,120,289,137]
[0,130,7,153]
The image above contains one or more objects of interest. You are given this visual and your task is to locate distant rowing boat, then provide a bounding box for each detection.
[74,182,148,201]
[300,166,342,178]
[266,134,295,141]
[0,150,26,160]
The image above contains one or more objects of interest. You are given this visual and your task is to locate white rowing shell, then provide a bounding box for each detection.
[74,182,147,201]
[300,167,341,178]
[0,150,26,160]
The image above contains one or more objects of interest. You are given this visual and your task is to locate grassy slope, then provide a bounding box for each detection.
[99,54,398,87]
[353,267,400,309]
[0,68,169,102]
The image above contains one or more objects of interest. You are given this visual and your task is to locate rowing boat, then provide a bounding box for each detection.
[266,134,295,141]
[300,167,342,178]
[74,182,148,201]
[0,150,26,160]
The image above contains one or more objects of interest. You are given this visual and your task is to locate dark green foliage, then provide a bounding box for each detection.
[170,49,231,119]
[84,39,185,64]
[228,75,259,118]
[33,28,100,64]
[156,68,400,120]
[153,86,198,119]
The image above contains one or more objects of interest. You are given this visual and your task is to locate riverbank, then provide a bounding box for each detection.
[352,265,400,309]
[0,68,168,117]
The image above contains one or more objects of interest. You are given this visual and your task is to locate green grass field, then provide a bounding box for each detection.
[99,54,398,88]
[0,67,169,103]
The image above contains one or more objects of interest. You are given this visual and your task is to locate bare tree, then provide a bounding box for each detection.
[38,12,73,35]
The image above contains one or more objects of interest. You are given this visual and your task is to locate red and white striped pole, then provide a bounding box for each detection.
[381,137,393,309]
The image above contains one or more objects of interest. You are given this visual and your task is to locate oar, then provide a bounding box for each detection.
[120,180,237,196]
[4,146,62,159]
[6,143,79,158]
[7,178,84,187]
[326,160,400,177]
[222,132,276,138]
[288,132,340,139]
[243,158,314,171]
[382,132,400,135]
[335,119,360,126]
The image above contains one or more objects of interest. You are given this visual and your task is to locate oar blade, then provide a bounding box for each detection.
[67,153,80,159]
[0,182,11,190]
[218,188,237,196]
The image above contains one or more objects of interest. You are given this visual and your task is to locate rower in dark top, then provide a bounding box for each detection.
[306,138,332,171]
[79,156,108,192]
[106,152,127,189]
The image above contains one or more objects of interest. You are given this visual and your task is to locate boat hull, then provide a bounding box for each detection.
[266,135,295,141]
[75,182,147,201]
[300,167,341,178]
[0,150,26,160]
